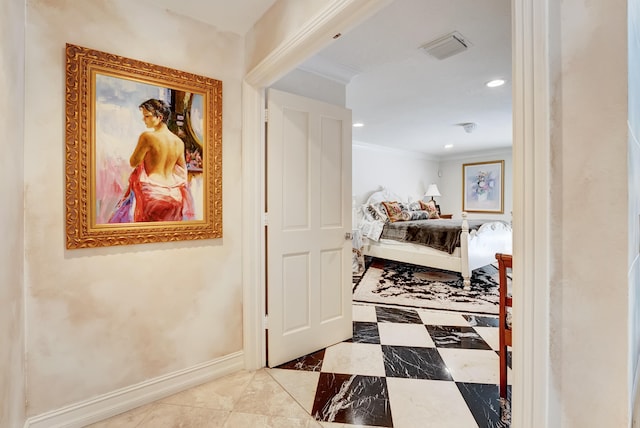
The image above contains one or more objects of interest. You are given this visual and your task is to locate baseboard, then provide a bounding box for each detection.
[632,324,640,427]
[25,351,244,428]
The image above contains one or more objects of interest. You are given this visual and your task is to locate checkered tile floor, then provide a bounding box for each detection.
[269,304,511,428]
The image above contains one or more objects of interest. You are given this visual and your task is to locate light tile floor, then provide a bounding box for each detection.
[87,303,511,428]
[87,369,322,427]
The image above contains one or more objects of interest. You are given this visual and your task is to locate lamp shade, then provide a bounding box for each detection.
[424,184,441,198]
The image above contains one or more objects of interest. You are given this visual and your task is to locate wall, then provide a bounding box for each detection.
[352,143,511,221]
[549,0,630,425]
[352,142,440,204]
[24,0,244,417]
[245,0,331,71]
[438,149,513,222]
[271,68,346,106]
[629,0,640,423]
[0,0,26,426]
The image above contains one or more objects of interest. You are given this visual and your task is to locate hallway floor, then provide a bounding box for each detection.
[88,303,510,427]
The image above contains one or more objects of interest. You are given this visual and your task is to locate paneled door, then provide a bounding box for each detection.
[266,88,352,367]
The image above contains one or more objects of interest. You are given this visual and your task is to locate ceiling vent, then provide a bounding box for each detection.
[420,31,471,60]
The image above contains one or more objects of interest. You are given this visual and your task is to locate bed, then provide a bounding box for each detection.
[355,188,512,290]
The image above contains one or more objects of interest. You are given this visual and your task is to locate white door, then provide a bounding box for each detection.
[266,89,353,368]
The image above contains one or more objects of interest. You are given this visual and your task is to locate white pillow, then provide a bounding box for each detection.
[360,205,374,221]
[367,202,390,222]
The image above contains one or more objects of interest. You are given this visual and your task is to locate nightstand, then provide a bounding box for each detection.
[439,214,453,219]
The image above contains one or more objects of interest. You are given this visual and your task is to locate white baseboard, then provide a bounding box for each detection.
[25,351,244,428]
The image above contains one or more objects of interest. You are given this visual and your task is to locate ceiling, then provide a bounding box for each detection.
[144,0,277,34]
[153,0,512,158]
[298,0,513,157]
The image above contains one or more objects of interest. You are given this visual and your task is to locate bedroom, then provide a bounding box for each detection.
[272,2,512,300]
[272,0,512,221]
[267,0,514,426]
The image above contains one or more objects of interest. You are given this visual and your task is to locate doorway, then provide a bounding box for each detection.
[241,1,551,427]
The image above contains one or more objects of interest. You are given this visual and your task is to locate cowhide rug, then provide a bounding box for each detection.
[353,258,502,314]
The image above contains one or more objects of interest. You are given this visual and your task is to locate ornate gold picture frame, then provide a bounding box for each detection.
[65,43,222,248]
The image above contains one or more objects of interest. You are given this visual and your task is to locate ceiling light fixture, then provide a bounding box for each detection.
[352,122,364,128]
[486,79,506,88]
[461,122,477,133]
[444,144,454,149]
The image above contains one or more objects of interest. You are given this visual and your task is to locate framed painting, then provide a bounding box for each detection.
[462,160,504,213]
[65,43,222,248]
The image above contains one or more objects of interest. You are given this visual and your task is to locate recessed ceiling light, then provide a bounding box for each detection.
[353,122,364,128]
[444,144,454,149]
[486,79,505,88]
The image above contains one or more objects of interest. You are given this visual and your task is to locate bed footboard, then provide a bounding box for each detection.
[359,209,512,291]
[467,220,513,272]
[460,213,471,290]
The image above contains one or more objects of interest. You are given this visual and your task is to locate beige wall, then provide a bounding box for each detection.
[629,0,640,423]
[549,0,630,425]
[245,0,331,71]
[24,0,244,416]
[0,0,26,425]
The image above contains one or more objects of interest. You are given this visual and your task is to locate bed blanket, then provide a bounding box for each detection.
[380,219,497,254]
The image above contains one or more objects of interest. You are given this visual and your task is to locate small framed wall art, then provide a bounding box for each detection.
[462,160,504,213]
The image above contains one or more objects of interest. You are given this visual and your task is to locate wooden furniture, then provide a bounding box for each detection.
[439,213,453,219]
[495,253,513,404]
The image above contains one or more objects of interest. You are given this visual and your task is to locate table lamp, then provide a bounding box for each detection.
[424,184,441,203]
[424,184,442,215]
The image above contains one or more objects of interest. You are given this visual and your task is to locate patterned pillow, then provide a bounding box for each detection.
[419,200,440,219]
[367,202,389,222]
[406,201,422,211]
[381,201,411,222]
[409,210,431,220]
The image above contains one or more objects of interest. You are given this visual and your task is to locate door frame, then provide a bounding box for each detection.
[241,1,551,427]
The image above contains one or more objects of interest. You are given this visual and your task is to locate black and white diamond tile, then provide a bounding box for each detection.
[426,325,493,350]
[464,314,500,327]
[348,321,381,344]
[382,345,453,381]
[375,306,423,324]
[274,303,511,428]
[457,382,511,428]
[312,373,393,427]
[386,377,478,427]
[276,348,325,372]
[321,342,386,377]
[377,322,434,347]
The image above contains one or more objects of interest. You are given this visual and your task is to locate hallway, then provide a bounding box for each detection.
[89,303,509,427]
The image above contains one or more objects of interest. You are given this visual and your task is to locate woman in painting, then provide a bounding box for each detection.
[109,99,195,223]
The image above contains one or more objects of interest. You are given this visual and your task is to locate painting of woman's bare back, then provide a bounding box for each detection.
[94,76,205,224]
[65,44,222,248]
